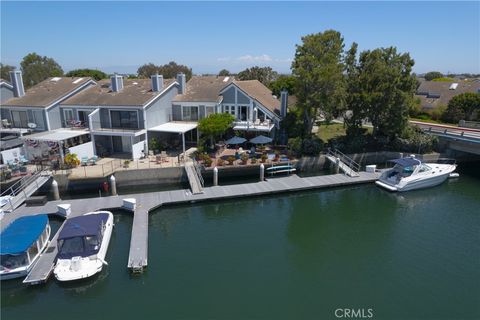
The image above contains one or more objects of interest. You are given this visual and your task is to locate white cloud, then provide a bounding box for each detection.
[217,57,231,61]
[236,54,272,62]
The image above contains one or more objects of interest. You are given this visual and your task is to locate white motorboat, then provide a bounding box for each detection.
[54,211,114,282]
[376,156,457,192]
[1,214,51,280]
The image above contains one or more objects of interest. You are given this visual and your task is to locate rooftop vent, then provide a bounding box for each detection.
[223,76,230,82]
[51,77,61,82]
[72,78,84,84]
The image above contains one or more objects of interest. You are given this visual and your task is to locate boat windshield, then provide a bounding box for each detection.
[57,235,101,259]
[392,164,417,177]
[1,253,28,270]
[58,237,85,256]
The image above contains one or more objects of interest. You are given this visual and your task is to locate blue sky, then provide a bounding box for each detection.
[1,1,479,75]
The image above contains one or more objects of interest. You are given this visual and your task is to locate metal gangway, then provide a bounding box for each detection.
[1,170,52,212]
[326,149,361,177]
[184,158,204,194]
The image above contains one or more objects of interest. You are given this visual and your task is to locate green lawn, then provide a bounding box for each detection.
[316,123,372,141]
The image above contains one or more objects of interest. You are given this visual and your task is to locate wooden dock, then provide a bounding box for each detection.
[5,171,380,285]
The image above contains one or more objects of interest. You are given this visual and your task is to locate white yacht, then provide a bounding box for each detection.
[376,156,457,192]
[1,214,51,280]
[54,211,114,282]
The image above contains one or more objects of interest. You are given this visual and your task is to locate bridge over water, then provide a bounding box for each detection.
[410,121,480,156]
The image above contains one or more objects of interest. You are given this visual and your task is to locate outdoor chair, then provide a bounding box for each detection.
[89,155,98,165]
[254,119,261,126]
[81,156,89,166]
[19,155,29,165]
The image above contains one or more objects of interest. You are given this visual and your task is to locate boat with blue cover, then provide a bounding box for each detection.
[53,211,113,282]
[0,214,51,280]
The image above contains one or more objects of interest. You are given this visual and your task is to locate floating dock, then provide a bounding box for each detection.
[3,171,380,285]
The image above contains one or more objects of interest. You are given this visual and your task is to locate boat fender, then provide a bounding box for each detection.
[98,257,108,266]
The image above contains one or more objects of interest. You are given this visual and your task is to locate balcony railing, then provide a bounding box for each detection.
[89,121,145,133]
[233,120,274,131]
[63,120,87,129]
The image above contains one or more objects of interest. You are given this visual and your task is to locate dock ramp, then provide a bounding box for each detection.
[1,170,51,212]
[326,149,360,177]
[184,160,204,194]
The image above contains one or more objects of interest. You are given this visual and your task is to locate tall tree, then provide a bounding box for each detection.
[137,61,192,80]
[354,47,416,138]
[424,71,443,81]
[218,69,230,76]
[442,92,480,123]
[1,63,15,80]
[237,66,278,86]
[20,52,63,88]
[291,30,346,136]
[269,75,297,96]
[65,68,107,81]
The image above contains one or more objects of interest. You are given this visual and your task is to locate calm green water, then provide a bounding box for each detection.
[2,164,479,319]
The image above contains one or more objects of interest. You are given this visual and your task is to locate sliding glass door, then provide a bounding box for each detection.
[110,110,138,129]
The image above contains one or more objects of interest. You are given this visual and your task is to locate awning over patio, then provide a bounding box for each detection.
[149,122,198,134]
[148,122,198,155]
[22,129,89,142]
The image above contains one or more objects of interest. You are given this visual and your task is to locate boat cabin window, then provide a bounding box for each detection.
[1,253,28,270]
[58,237,84,256]
[28,242,39,260]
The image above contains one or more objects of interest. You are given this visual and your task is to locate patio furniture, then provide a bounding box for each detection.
[1,119,11,128]
[81,156,89,166]
[225,136,247,145]
[254,119,261,126]
[19,155,29,165]
[89,155,98,165]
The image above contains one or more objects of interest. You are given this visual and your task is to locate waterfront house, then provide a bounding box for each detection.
[0,72,96,163]
[171,75,288,140]
[60,74,179,159]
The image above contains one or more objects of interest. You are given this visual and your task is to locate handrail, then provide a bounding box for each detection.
[1,169,41,197]
[327,148,361,173]
[192,158,204,187]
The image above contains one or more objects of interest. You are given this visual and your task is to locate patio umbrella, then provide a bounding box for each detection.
[225,136,247,145]
[249,135,273,144]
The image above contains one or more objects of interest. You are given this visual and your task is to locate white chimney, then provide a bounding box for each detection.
[111,74,124,92]
[176,73,186,94]
[151,74,164,92]
[9,71,25,97]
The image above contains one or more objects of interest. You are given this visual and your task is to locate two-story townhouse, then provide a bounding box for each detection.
[60,74,179,160]
[171,75,288,139]
[1,71,96,132]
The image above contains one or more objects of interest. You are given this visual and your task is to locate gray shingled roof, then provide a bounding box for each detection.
[233,80,281,115]
[61,78,176,107]
[416,79,480,109]
[2,77,93,108]
[173,76,233,103]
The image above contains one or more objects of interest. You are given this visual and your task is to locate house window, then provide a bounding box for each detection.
[11,111,28,128]
[110,110,138,129]
[63,109,74,126]
[182,106,198,121]
[205,106,215,117]
[224,105,235,116]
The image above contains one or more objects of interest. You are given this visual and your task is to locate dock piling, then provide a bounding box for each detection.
[51,180,60,200]
[110,175,117,196]
[213,167,218,186]
[260,164,265,181]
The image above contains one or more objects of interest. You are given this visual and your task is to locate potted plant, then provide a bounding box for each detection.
[149,138,160,154]
[260,154,268,163]
[217,158,224,166]
[227,156,235,165]
[64,153,80,168]
[203,155,212,167]
[123,160,130,168]
[251,157,257,164]
[240,153,248,165]
[274,150,280,161]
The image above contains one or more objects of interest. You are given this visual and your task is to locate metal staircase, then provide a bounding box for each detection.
[326,149,360,177]
[1,170,52,212]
